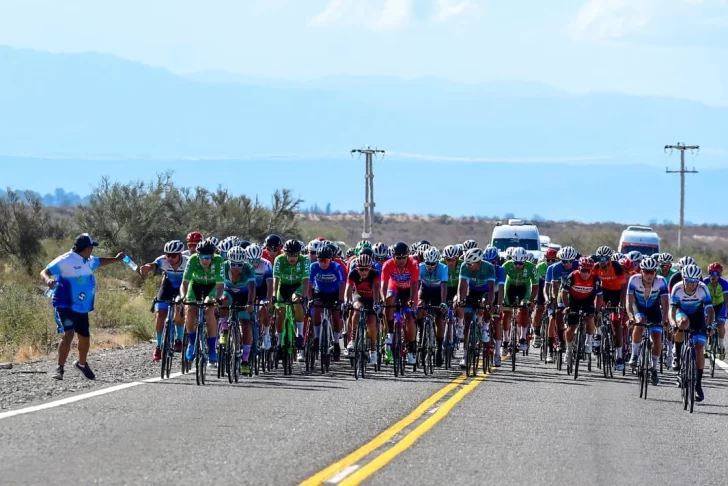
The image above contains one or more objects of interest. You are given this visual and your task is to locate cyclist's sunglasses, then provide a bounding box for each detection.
[660,263,672,267]
[710,271,720,277]
[394,255,409,260]
[357,266,371,272]
[684,278,699,284]
[598,256,609,263]
[165,253,180,258]
[514,261,524,266]
[445,257,458,263]
[285,252,299,258]
[562,260,574,265]
[199,254,212,261]
[642,269,656,275]
[186,242,198,248]
[230,262,244,268]
[318,258,331,264]
[546,259,556,265]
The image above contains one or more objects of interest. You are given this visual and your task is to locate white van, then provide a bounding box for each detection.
[491,219,542,259]
[618,226,660,256]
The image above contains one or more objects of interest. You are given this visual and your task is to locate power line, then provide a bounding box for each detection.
[665,142,699,251]
[351,146,385,240]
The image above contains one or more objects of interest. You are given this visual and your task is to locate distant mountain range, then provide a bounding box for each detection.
[0,187,88,207]
[0,45,725,166]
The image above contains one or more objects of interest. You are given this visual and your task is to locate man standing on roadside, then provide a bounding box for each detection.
[40,233,125,380]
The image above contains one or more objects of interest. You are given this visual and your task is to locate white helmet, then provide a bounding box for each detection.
[163,240,184,254]
[681,264,702,280]
[526,253,537,264]
[464,247,484,264]
[611,252,625,262]
[423,246,441,264]
[640,257,658,271]
[505,247,517,259]
[657,252,674,264]
[227,246,247,264]
[218,238,236,254]
[463,239,478,251]
[246,243,263,262]
[373,242,389,259]
[512,247,528,263]
[676,256,695,270]
[308,239,324,254]
[627,251,644,264]
[442,245,458,259]
[558,246,577,261]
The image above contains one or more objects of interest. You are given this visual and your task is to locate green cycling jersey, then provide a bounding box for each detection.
[441,258,462,288]
[502,260,538,300]
[182,254,225,300]
[273,254,311,297]
[536,261,549,280]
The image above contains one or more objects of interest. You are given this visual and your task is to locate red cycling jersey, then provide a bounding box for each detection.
[562,270,602,301]
[381,257,420,290]
[263,249,282,265]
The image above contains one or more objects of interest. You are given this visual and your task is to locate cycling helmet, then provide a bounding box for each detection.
[578,256,595,270]
[217,238,235,255]
[205,236,219,248]
[358,240,372,249]
[359,247,373,257]
[332,244,343,258]
[308,239,324,254]
[317,245,334,260]
[163,240,185,254]
[356,254,373,268]
[619,257,634,272]
[417,239,431,248]
[677,256,696,269]
[238,239,251,249]
[196,240,216,256]
[657,252,674,264]
[558,246,577,261]
[640,257,658,271]
[708,262,723,275]
[409,242,419,254]
[246,243,263,262]
[526,253,537,264]
[544,247,558,260]
[264,234,282,249]
[611,252,625,262]
[227,246,247,264]
[417,243,431,258]
[373,242,389,259]
[596,246,613,258]
[464,247,483,264]
[442,245,458,260]
[483,246,499,262]
[627,251,643,265]
[463,239,478,251]
[455,244,465,258]
[681,264,702,280]
[345,247,356,258]
[392,241,410,257]
[282,239,302,254]
[512,247,528,263]
[186,231,203,243]
[504,247,516,259]
[423,246,441,264]
[316,236,326,242]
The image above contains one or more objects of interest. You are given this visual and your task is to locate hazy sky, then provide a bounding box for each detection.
[0,0,726,106]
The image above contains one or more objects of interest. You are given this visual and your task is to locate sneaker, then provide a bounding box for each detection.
[519,338,527,352]
[407,353,416,365]
[185,344,195,361]
[73,360,96,380]
[436,349,443,367]
[501,345,509,357]
[720,347,726,361]
[459,358,466,369]
[384,334,392,345]
[333,343,341,361]
[696,386,704,402]
[584,343,592,354]
[52,365,64,380]
[672,359,681,372]
[153,347,162,362]
[545,354,554,364]
[628,354,638,367]
[370,351,378,365]
[219,331,228,346]
[565,350,573,366]
[650,369,659,386]
[481,328,491,343]
[592,335,601,353]
[533,335,542,348]
[241,361,250,375]
[346,341,355,356]
[174,339,183,353]
[208,349,218,364]
[494,355,502,367]
[615,358,624,372]
[297,350,305,362]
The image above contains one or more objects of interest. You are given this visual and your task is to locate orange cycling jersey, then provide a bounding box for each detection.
[591,261,626,292]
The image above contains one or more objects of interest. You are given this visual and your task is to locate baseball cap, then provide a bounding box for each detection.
[73,233,99,251]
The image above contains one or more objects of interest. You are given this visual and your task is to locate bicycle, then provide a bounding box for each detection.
[599,306,619,379]
[707,321,719,378]
[383,302,411,377]
[418,305,441,376]
[184,298,217,386]
[153,298,178,380]
[508,302,531,372]
[352,303,370,379]
[310,302,337,374]
[463,303,487,378]
[442,303,455,370]
[537,307,549,363]
[631,322,652,400]
[275,298,301,376]
[566,309,591,380]
[676,327,697,413]
[221,303,244,384]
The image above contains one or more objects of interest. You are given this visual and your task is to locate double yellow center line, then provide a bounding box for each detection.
[300,368,490,485]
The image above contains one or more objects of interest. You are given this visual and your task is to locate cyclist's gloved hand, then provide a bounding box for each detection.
[439,302,448,314]
[373,303,382,314]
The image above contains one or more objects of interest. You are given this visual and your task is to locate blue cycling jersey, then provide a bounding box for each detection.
[627,274,668,308]
[545,261,580,284]
[419,262,448,288]
[670,281,713,315]
[153,254,189,289]
[495,266,506,287]
[46,251,101,313]
[310,261,345,293]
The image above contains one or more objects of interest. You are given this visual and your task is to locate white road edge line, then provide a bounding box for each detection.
[716,358,728,374]
[325,465,360,484]
[0,370,189,421]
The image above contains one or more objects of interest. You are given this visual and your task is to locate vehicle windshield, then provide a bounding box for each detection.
[492,238,540,251]
[621,244,659,256]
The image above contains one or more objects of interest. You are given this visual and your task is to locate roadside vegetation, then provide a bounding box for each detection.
[2,174,728,361]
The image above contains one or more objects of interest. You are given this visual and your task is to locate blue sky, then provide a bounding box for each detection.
[0,0,726,106]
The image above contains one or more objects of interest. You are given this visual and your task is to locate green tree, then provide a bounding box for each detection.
[0,189,48,274]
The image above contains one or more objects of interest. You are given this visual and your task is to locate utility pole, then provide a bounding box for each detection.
[665,143,699,251]
[351,146,385,240]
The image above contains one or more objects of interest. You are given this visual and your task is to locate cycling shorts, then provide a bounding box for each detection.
[54,308,90,337]
[223,290,253,321]
[419,286,442,306]
[505,284,527,308]
[566,299,595,326]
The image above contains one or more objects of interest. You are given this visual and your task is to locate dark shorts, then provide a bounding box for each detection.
[419,286,442,306]
[256,286,268,301]
[353,295,376,315]
[602,289,622,308]
[189,282,215,303]
[464,290,487,314]
[278,283,301,302]
[535,279,546,306]
[155,280,179,311]
[632,302,662,331]
[446,286,458,303]
[55,308,90,337]
[505,284,528,308]
[387,287,411,307]
[566,300,596,326]
[313,291,339,307]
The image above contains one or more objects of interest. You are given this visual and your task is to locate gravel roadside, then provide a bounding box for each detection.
[0,343,158,411]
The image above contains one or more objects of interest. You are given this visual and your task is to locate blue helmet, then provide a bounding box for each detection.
[483,246,499,262]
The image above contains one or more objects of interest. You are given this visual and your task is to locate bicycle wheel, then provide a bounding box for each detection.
[710,337,717,378]
[688,348,696,413]
[510,321,517,372]
[232,324,242,383]
[181,333,189,374]
[639,344,647,399]
[320,321,329,374]
[574,326,583,380]
[195,329,203,386]
[393,324,401,377]
[398,329,406,377]
[160,319,171,380]
[305,321,315,373]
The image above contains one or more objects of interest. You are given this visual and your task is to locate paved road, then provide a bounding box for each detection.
[1,347,727,485]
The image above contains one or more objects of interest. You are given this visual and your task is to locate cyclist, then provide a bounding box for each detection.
[272,239,311,362]
[657,253,677,281]
[246,243,274,350]
[217,238,236,260]
[533,247,558,348]
[263,234,283,264]
[626,257,669,385]
[373,242,391,266]
[668,256,695,292]
[381,241,420,366]
[441,245,465,340]
[180,239,225,365]
[457,247,496,368]
[704,262,728,360]
[545,246,579,358]
[591,245,627,371]
[139,240,188,361]
[561,256,603,367]
[183,231,203,257]
[670,264,714,402]
[310,245,346,361]
[502,248,539,353]
[463,239,478,252]
[218,246,256,373]
[484,246,506,366]
[417,246,449,367]
[307,239,324,263]
[345,253,382,364]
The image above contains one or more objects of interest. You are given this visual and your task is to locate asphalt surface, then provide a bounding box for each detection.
[1,345,727,485]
